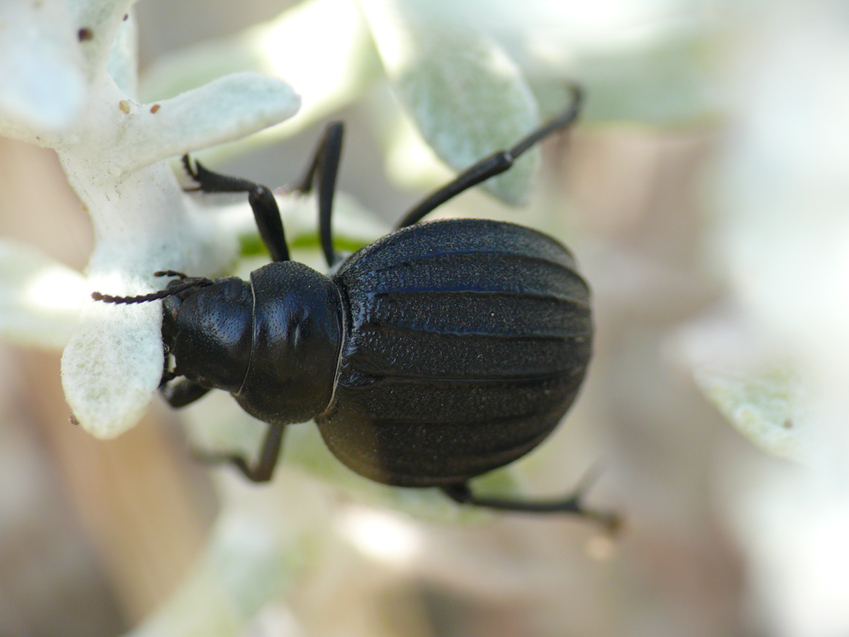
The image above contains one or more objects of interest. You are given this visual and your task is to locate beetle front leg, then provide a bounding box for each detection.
[194,423,286,483]
[160,378,212,408]
[160,375,286,482]
[181,155,290,262]
[441,475,621,532]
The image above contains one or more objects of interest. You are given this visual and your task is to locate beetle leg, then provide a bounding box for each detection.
[192,423,286,483]
[159,378,212,408]
[288,122,345,268]
[181,155,290,262]
[440,475,621,532]
[396,86,583,228]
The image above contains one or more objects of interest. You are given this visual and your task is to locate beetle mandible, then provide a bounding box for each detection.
[94,87,618,529]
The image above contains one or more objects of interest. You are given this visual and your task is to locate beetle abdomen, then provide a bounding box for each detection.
[318,219,592,487]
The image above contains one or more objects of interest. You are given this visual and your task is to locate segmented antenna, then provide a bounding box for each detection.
[181,155,201,190]
[91,271,213,305]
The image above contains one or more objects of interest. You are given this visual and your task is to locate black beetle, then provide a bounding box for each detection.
[94,88,617,528]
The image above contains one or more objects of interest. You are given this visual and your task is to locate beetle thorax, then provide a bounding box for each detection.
[234,261,344,425]
[163,263,344,426]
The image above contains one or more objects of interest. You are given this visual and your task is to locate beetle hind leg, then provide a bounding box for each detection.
[158,375,286,482]
[396,85,583,228]
[441,472,621,532]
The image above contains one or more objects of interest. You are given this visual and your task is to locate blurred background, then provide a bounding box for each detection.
[2,0,843,635]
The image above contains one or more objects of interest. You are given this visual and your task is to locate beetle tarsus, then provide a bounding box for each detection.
[441,479,621,533]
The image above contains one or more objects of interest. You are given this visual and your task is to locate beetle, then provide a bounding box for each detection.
[94,87,618,529]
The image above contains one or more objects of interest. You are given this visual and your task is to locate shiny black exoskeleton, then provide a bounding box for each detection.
[94,88,618,528]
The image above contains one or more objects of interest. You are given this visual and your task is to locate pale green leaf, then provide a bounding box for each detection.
[695,365,810,462]
[359,0,541,205]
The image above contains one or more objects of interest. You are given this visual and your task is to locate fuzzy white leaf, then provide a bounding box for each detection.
[140,0,379,145]
[58,163,239,439]
[66,0,135,75]
[62,295,163,439]
[0,0,87,134]
[108,73,300,173]
[107,9,139,97]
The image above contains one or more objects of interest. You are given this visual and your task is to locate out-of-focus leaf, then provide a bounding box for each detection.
[0,0,87,133]
[0,240,85,349]
[359,0,541,205]
[695,365,810,462]
[140,0,381,146]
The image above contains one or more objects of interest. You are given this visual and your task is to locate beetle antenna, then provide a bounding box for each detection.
[181,155,201,191]
[92,277,213,305]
